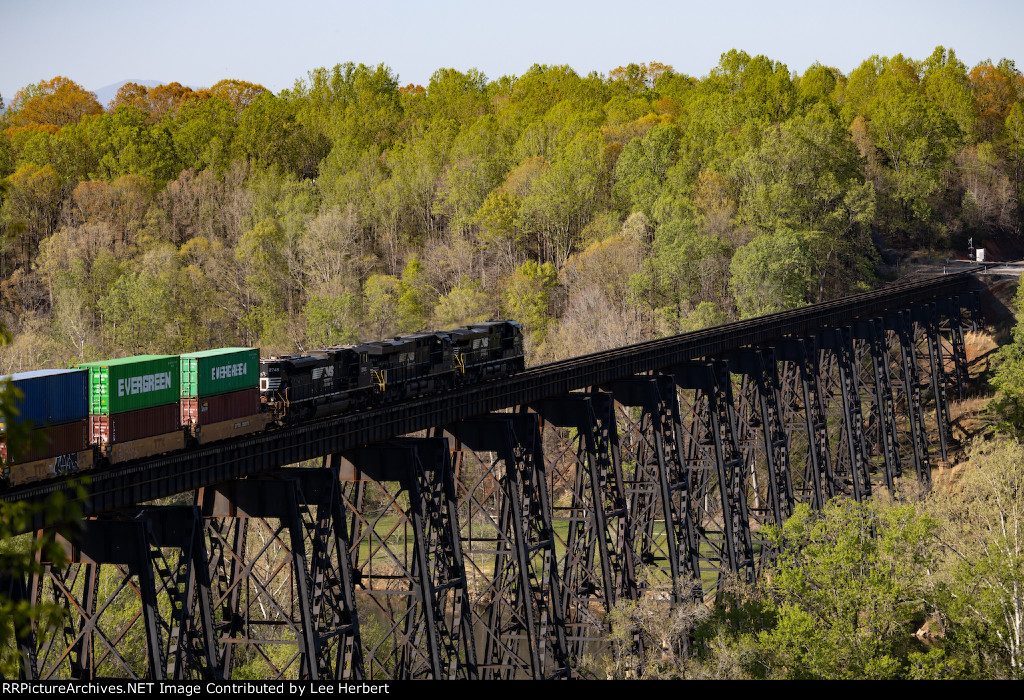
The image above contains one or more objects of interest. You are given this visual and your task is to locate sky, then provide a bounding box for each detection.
[1,0,1023,103]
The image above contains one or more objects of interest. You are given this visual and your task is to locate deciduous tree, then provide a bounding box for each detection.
[500,259,557,341]
[432,279,491,328]
[208,79,268,111]
[932,438,1024,677]
[970,60,1021,141]
[5,77,102,132]
[729,229,813,319]
[757,500,943,679]
[1,162,62,264]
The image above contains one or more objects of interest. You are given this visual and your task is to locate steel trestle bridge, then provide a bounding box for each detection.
[1,269,988,680]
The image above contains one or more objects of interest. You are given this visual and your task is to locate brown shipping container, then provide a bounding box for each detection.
[1,420,90,464]
[89,403,181,445]
[181,388,260,427]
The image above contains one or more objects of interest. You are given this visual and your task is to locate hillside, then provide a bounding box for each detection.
[0,50,1022,374]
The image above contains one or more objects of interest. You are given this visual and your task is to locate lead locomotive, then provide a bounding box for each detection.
[259,319,524,422]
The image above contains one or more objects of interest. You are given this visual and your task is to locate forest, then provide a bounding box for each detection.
[0,47,1021,371]
[4,47,1024,679]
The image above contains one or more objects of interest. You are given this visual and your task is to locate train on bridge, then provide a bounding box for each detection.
[0,319,524,488]
[2,270,989,681]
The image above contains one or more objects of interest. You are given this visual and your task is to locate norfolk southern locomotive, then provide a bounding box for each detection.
[260,319,525,422]
[1,320,524,487]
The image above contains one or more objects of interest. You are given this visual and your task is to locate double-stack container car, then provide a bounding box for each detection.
[179,347,268,444]
[0,368,92,485]
[75,355,183,464]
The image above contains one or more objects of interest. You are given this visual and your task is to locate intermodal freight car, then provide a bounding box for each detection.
[0,320,524,487]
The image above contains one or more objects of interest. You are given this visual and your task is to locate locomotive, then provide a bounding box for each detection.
[261,319,524,421]
[1,320,524,488]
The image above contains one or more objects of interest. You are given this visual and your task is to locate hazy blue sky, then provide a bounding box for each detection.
[2,0,1022,102]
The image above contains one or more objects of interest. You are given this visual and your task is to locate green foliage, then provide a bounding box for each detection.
[432,278,491,328]
[602,574,773,680]
[303,292,359,347]
[796,63,842,112]
[235,92,318,177]
[520,128,607,266]
[422,68,489,126]
[612,124,680,216]
[237,217,292,347]
[1,162,61,259]
[712,49,798,126]
[921,47,978,142]
[729,229,813,319]
[0,131,12,180]
[932,438,1024,678]
[846,53,966,243]
[295,62,403,152]
[991,282,1024,432]
[733,105,869,232]
[0,48,1020,372]
[87,108,178,185]
[396,256,432,332]
[434,114,507,234]
[757,500,941,679]
[475,170,530,257]
[99,269,172,352]
[363,273,402,339]
[636,222,728,329]
[603,491,1004,680]
[677,301,729,332]
[170,97,236,173]
[500,260,557,340]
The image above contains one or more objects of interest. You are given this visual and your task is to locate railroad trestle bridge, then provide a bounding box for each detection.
[2,272,987,680]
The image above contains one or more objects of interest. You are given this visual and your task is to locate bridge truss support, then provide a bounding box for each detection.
[21,509,216,680]
[331,438,475,680]
[725,348,794,573]
[530,392,638,658]
[199,469,361,680]
[443,414,571,679]
[887,310,934,483]
[563,304,974,605]
[774,337,834,509]
[605,375,700,601]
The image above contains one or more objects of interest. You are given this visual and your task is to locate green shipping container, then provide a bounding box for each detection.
[75,355,180,415]
[180,348,259,398]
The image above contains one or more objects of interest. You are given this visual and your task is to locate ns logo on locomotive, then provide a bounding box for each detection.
[0,320,524,488]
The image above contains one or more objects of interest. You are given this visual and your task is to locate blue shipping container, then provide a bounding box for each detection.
[0,369,90,432]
